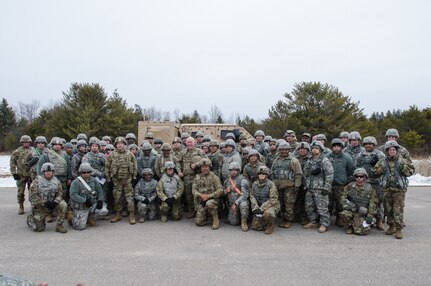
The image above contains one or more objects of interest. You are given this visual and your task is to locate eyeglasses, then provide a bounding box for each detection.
[82,171,91,174]
[355,175,365,178]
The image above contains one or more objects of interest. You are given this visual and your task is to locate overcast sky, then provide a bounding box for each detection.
[1,1,430,122]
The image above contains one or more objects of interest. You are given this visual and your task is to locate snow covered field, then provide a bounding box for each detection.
[1,155,430,187]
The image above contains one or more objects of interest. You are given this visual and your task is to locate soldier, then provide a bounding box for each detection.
[64,143,74,160]
[192,158,223,229]
[294,142,312,224]
[207,139,223,178]
[153,138,164,155]
[99,140,107,154]
[327,138,354,226]
[343,131,365,168]
[76,133,88,143]
[102,135,112,145]
[82,138,105,179]
[356,136,386,230]
[154,143,181,179]
[171,137,183,160]
[270,142,303,229]
[284,130,299,150]
[253,130,269,156]
[237,133,248,153]
[178,137,205,218]
[373,140,415,239]
[243,149,265,185]
[144,132,155,146]
[241,147,250,171]
[263,135,272,145]
[195,131,205,148]
[180,132,190,147]
[125,133,137,146]
[138,142,157,177]
[71,140,88,179]
[26,136,48,182]
[339,131,350,148]
[339,168,378,235]
[157,161,184,222]
[315,134,332,156]
[70,138,78,154]
[201,142,210,155]
[105,136,138,224]
[378,128,412,164]
[265,138,278,169]
[221,139,242,182]
[303,141,334,233]
[134,168,158,223]
[250,166,280,234]
[26,163,68,233]
[301,133,311,143]
[223,162,250,231]
[69,163,107,230]
[10,135,34,214]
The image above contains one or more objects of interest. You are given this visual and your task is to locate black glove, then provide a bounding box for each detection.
[143,198,150,204]
[85,198,93,208]
[370,156,379,165]
[45,201,57,210]
[27,156,39,167]
[365,217,373,225]
[253,208,262,215]
[292,186,300,194]
[96,200,103,210]
[310,168,321,175]
[165,197,175,207]
[13,174,20,180]
[200,200,207,207]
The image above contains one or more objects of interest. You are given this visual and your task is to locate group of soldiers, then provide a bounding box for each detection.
[9,127,415,238]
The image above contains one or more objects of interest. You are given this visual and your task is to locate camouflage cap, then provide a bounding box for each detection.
[145,132,154,139]
[209,139,219,147]
[203,135,211,142]
[298,142,311,151]
[142,142,152,151]
[172,137,182,144]
[181,132,190,140]
[99,140,107,147]
[384,140,399,151]
[105,144,115,150]
[225,132,235,140]
[315,134,327,141]
[64,142,73,148]
[254,130,265,137]
[263,135,273,142]
[278,142,291,150]
[257,166,270,175]
[302,132,311,138]
[225,139,236,147]
[238,134,247,140]
[127,143,138,150]
[50,137,63,145]
[142,168,154,176]
[339,131,350,138]
[331,138,343,146]
[89,137,100,146]
[310,140,324,151]
[77,139,87,148]
[195,131,204,138]
[70,138,78,144]
[102,135,111,142]
[349,131,362,141]
[284,130,296,137]
[77,133,87,141]
[248,149,259,157]
[154,138,163,144]
[114,136,126,146]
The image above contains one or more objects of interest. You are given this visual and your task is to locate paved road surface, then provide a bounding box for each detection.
[1,186,430,286]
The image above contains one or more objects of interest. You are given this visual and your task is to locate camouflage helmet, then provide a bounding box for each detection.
[310,140,324,151]
[195,131,204,138]
[164,161,176,170]
[302,132,311,138]
[142,142,152,151]
[298,142,311,151]
[35,136,47,144]
[202,135,211,142]
[198,158,212,167]
[278,142,291,150]
[161,143,172,151]
[41,162,55,172]
[102,135,111,142]
[242,147,250,155]
[270,138,277,144]
[384,140,399,151]
[20,135,32,143]
[225,139,236,148]
[315,134,327,141]
[64,142,73,149]
[238,134,247,140]
[339,131,350,138]
[385,128,400,138]
[248,149,259,157]
[77,133,87,141]
[284,130,296,137]
[172,137,182,144]
[114,136,127,146]
[127,143,138,151]
[125,133,136,140]
[349,131,362,141]
[61,138,67,145]
[79,162,92,173]
[353,167,368,178]
[89,137,100,146]
[181,132,190,140]
[99,140,107,147]
[331,138,343,146]
[228,162,241,170]
[154,138,163,144]
[77,139,87,148]
[257,166,270,175]
[145,132,154,139]
[276,139,287,147]
[254,130,265,137]
[263,135,273,142]
[105,144,115,151]
[142,168,154,176]
[220,142,226,149]
[70,138,78,144]
[50,137,63,146]
[225,132,235,140]
[362,136,378,146]
[209,139,219,147]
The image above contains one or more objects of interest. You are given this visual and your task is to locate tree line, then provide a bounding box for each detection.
[0,82,430,155]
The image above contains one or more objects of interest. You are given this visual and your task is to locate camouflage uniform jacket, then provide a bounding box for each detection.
[137,154,157,177]
[373,155,415,190]
[341,181,378,218]
[37,150,72,181]
[253,141,269,156]
[29,175,63,207]
[221,151,242,182]
[24,147,47,174]
[265,151,279,170]
[250,179,280,212]
[179,148,205,176]
[156,173,184,201]
[378,144,412,164]
[192,171,223,201]
[82,151,105,177]
[10,146,33,176]
[105,149,137,180]
[356,149,385,183]
[154,154,181,179]
[270,153,303,187]
[326,151,354,186]
[223,174,249,206]
[134,178,158,203]
[71,151,86,178]
[70,176,104,210]
[343,145,365,168]
[207,150,223,178]
[243,161,266,184]
[303,154,334,191]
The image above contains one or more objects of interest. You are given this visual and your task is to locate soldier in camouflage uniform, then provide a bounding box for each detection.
[243,149,265,185]
[69,163,107,230]
[154,143,181,179]
[138,142,157,178]
[294,142,311,224]
[153,138,164,156]
[378,128,412,164]
[171,137,184,161]
[241,147,250,171]
[284,130,299,151]
[250,166,280,235]
[270,142,303,229]
[208,139,223,178]
[25,136,48,182]
[253,130,269,156]
[134,168,158,223]
[303,141,334,233]
[373,140,415,239]
[223,162,250,231]
[340,168,378,235]
[301,133,311,144]
[157,161,184,222]
[339,131,350,148]
[221,139,242,183]
[10,135,34,214]
[315,134,332,156]
[82,138,105,178]
[102,135,112,145]
[192,158,223,230]
[356,136,386,230]
[71,140,88,179]
[343,131,365,168]
[195,131,205,149]
[64,143,74,161]
[105,136,138,224]
[178,137,206,218]
[27,163,68,233]
[265,138,278,169]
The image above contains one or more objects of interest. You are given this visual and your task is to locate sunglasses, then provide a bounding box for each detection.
[82,171,91,174]
[355,175,365,178]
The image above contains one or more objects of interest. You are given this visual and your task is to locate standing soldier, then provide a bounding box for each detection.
[221,139,242,183]
[26,163,68,233]
[340,168,378,235]
[303,141,334,233]
[373,140,415,239]
[223,162,250,231]
[192,158,223,230]
[105,136,138,224]
[154,143,181,179]
[265,138,278,169]
[64,143,74,161]
[134,168,158,223]
[270,142,303,229]
[102,135,112,145]
[253,130,269,156]
[26,136,48,182]
[82,138,105,178]
[157,161,184,222]
[71,140,88,179]
[343,131,365,168]
[10,135,33,214]
[207,140,223,179]
[243,149,265,185]
[339,131,350,148]
[138,142,157,178]
[294,142,312,224]
[315,134,332,156]
[250,166,280,235]
[284,130,299,150]
[153,138,164,156]
[171,137,183,160]
[195,131,205,149]
[378,128,412,164]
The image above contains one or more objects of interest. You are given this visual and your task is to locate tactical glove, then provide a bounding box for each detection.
[365,217,373,225]
[346,200,357,212]
[45,201,57,210]
[165,197,175,207]
[85,198,93,208]
[310,168,321,175]
[96,200,103,210]
[292,186,300,194]
[143,198,150,204]
[27,156,39,167]
[358,206,368,215]
[253,208,263,215]
[13,174,20,180]
[370,156,379,165]
[200,200,207,207]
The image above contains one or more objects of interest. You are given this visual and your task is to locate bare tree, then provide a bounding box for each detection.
[162,111,171,121]
[208,104,223,123]
[17,100,41,123]
[143,106,163,121]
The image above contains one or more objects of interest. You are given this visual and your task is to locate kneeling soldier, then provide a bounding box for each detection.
[134,168,158,223]
[157,161,184,222]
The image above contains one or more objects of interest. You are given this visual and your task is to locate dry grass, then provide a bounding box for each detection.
[413,157,431,176]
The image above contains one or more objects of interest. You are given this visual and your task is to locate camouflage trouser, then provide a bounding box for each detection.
[183,175,195,212]
[112,178,135,212]
[16,175,31,203]
[383,188,406,229]
[136,201,158,220]
[72,203,109,230]
[305,188,330,227]
[251,207,278,230]
[227,201,249,225]
[329,185,345,217]
[195,198,219,226]
[340,210,371,235]
[275,182,297,222]
[294,185,307,222]
[160,200,182,220]
[27,201,67,231]
[373,183,384,220]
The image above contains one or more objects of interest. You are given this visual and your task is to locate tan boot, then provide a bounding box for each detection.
[318,225,327,233]
[55,223,67,233]
[139,216,146,223]
[376,219,385,231]
[211,214,220,230]
[110,212,122,223]
[395,228,403,239]
[187,212,196,219]
[279,220,291,229]
[241,218,249,232]
[303,222,317,229]
[386,225,396,235]
[335,216,344,227]
[46,213,54,223]
[121,210,128,217]
[161,215,167,223]
[264,215,274,235]
[18,202,24,215]
[252,217,262,231]
[67,210,73,226]
[346,226,353,235]
[129,212,136,225]
[87,213,96,227]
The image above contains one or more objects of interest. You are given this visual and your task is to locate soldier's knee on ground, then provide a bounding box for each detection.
[340,210,352,224]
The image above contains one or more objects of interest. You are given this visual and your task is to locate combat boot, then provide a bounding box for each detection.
[241,218,249,232]
[264,214,274,235]
[395,228,403,239]
[252,217,263,231]
[46,213,54,223]
[110,212,122,223]
[87,213,96,227]
[139,216,146,223]
[55,223,67,233]
[67,210,73,226]
[386,224,396,235]
[121,210,128,217]
[303,222,317,229]
[18,202,24,215]
[187,211,196,219]
[335,216,344,227]
[346,226,353,235]
[279,220,291,229]
[376,219,385,231]
[211,214,220,230]
[318,225,327,233]
[129,212,136,225]
[161,215,167,223]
